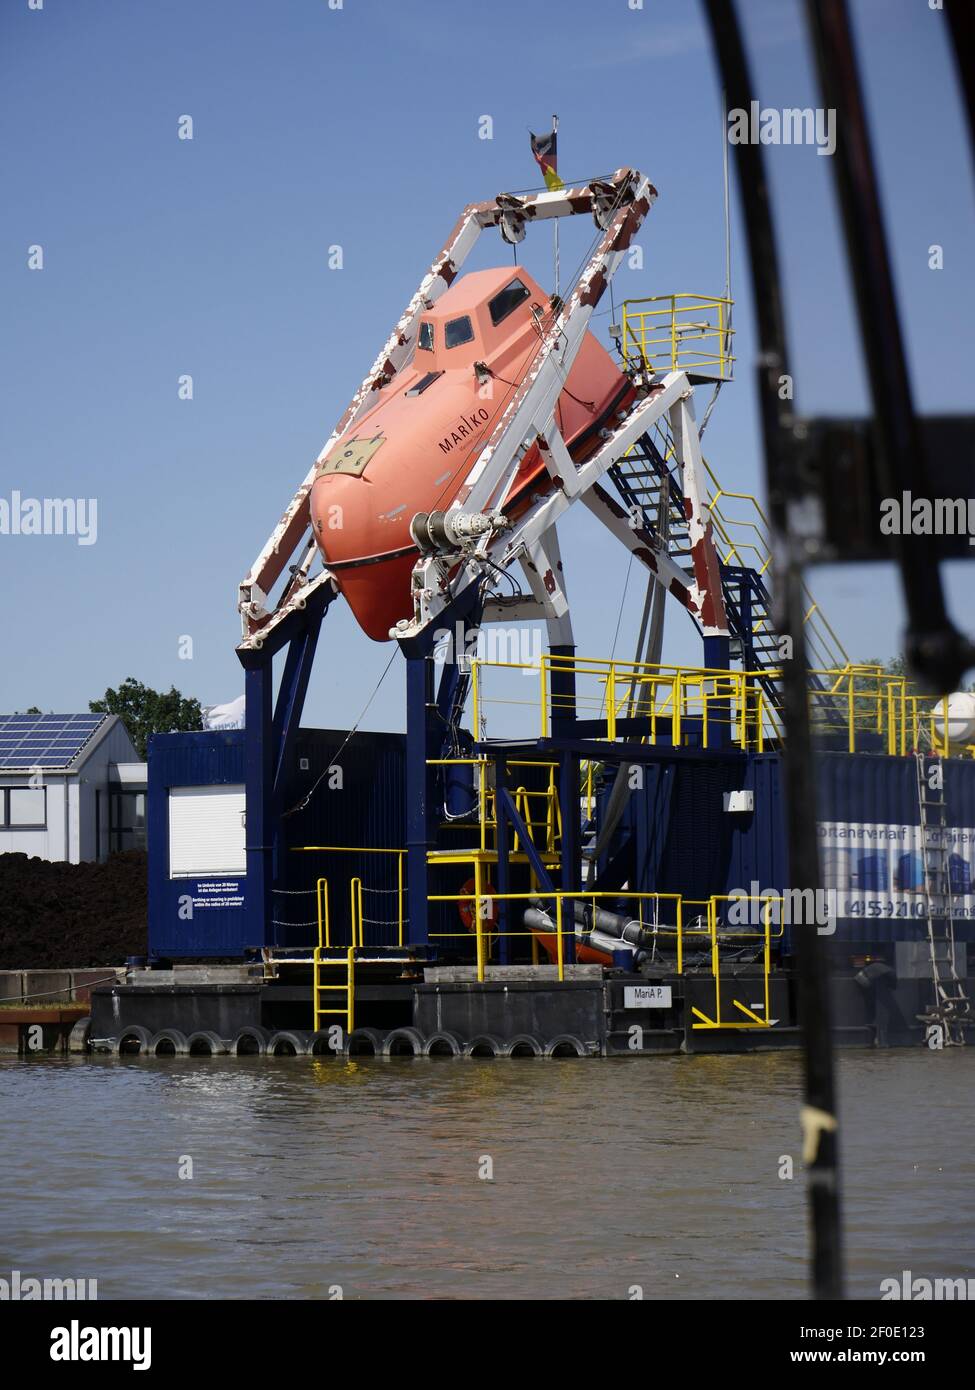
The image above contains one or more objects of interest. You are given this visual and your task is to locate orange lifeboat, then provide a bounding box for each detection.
[310,267,632,640]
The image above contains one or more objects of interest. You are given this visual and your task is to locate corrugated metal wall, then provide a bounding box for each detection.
[276,730,407,949]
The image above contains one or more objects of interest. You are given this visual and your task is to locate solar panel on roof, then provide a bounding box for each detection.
[0,713,108,769]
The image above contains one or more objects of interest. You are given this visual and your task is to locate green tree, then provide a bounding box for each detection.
[90,678,202,759]
[859,655,906,677]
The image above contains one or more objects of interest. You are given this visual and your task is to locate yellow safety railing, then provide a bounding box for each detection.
[616,397,847,676]
[810,666,958,757]
[315,876,330,947]
[470,653,969,758]
[292,845,406,947]
[689,895,783,1030]
[428,884,785,1029]
[427,756,562,856]
[622,294,735,380]
[427,887,687,983]
[700,460,849,674]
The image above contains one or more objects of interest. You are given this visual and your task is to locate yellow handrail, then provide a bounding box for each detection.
[469,653,968,758]
[622,293,735,380]
[427,888,687,983]
[316,877,330,950]
[293,846,408,949]
[689,895,781,1030]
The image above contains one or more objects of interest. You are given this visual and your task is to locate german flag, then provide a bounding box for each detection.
[530,128,564,191]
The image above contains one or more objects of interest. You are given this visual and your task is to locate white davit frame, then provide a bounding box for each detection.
[168,785,247,878]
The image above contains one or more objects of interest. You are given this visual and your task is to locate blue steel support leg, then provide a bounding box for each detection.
[238,585,335,954]
[269,603,327,901]
[559,752,579,964]
[703,634,732,749]
[402,581,485,953]
[549,642,577,737]
[405,650,437,947]
[244,661,274,951]
[551,643,577,961]
[271,605,326,805]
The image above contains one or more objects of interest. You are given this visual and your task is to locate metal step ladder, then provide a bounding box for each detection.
[312,946,356,1035]
[607,428,852,735]
[914,752,970,1046]
[608,431,781,701]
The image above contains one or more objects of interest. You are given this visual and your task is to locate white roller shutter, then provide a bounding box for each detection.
[168,784,246,877]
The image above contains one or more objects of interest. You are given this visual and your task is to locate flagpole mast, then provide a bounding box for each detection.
[552,113,560,299]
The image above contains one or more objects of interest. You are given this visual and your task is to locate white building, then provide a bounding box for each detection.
[0,713,146,863]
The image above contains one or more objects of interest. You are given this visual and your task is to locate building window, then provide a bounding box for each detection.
[488,278,531,326]
[1,786,47,828]
[110,790,146,853]
[445,315,474,348]
[168,784,246,877]
[417,321,435,351]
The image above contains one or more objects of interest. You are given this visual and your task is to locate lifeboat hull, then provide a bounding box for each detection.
[310,266,630,641]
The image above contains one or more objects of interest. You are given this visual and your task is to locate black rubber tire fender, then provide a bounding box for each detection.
[421,1030,463,1058]
[186,1030,228,1057]
[381,1027,425,1057]
[267,1030,312,1057]
[148,1028,189,1057]
[113,1025,154,1056]
[309,1027,347,1056]
[543,1034,589,1058]
[463,1033,505,1058]
[347,1026,384,1057]
[231,1025,272,1057]
[502,1033,543,1058]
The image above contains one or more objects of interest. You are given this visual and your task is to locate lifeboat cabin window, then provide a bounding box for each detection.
[445,315,475,349]
[488,278,531,327]
[405,370,442,397]
[418,321,435,351]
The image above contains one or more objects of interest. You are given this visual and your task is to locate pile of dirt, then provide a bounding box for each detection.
[0,850,147,969]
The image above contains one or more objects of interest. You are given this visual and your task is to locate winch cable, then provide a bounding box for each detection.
[281,647,398,818]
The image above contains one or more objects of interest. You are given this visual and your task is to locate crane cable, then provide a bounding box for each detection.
[282,647,398,817]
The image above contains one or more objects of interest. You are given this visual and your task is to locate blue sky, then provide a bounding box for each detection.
[1,0,972,732]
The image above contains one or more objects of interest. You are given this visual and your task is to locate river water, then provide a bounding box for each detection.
[2,1050,973,1301]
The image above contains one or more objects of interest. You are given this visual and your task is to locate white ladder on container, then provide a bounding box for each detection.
[914,752,970,1046]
